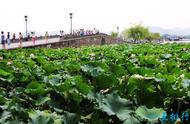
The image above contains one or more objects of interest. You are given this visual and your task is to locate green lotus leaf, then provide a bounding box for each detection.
[0,111,11,123]
[96,74,119,89]
[89,92,134,121]
[25,82,48,94]
[81,65,104,77]
[44,74,61,86]
[126,74,163,107]
[28,110,62,124]
[135,106,165,122]
[182,78,190,89]
[62,111,80,124]
[35,96,51,106]
[0,69,11,77]
[110,64,127,77]
[161,54,172,59]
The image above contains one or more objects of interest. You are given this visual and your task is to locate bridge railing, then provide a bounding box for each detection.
[9,35,60,43]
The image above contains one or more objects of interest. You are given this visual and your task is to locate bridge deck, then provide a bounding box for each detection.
[0,38,60,50]
[0,34,122,50]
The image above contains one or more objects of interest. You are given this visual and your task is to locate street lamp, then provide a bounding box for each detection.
[117,27,119,33]
[24,15,28,37]
[117,27,119,37]
[69,13,73,35]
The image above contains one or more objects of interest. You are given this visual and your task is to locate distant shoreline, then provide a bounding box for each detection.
[162,40,190,44]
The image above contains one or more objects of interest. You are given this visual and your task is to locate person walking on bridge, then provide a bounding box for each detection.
[27,33,31,41]
[45,31,49,43]
[18,32,23,48]
[12,33,16,43]
[7,32,11,48]
[31,32,36,45]
[1,31,6,49]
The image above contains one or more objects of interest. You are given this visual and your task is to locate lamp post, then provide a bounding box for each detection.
[24,15,28,37]
[117,27,119,33]
[117,26,119,37]
[69,13,73,35]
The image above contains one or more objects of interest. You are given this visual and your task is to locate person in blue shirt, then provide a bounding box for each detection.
[1,31,6,49]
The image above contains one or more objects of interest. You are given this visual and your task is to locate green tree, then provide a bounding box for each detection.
[122,24,149,42]
[146,33,161,41]
[110,31,118,38]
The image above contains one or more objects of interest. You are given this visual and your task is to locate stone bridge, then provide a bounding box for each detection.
[7,34,125,50]
[56,34,124,48]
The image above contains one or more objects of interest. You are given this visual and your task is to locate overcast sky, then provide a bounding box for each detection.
[0,0,189,35]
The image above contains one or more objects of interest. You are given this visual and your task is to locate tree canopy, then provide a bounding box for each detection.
[146,33,161,41]
[122,24,160,42]
[110,31,118,38]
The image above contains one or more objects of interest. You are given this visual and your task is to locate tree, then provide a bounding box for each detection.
[122,24,149,42]
[146,33,161,41]
[110,31,118,38]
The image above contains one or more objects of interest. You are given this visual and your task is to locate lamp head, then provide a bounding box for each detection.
[24,15,28,21]
[70,13,73,18]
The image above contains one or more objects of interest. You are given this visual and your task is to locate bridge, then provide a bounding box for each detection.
[0,34,125,50]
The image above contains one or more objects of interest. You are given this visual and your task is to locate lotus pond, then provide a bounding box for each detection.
[0,43,190,124]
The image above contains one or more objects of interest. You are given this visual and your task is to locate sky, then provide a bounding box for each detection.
[0,0,190,35]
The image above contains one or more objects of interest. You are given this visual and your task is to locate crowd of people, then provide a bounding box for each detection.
[1,31,24,49]
[72,28,99,36]
[59,28,100,38]
[1,28,100,49]
[59,28,100,39]
[0,31,49,49]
